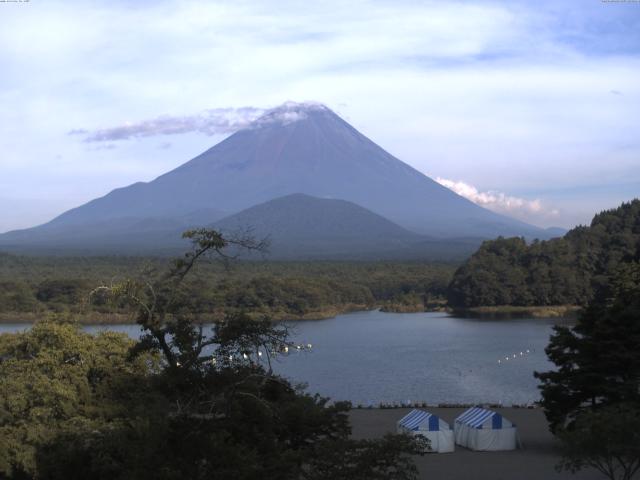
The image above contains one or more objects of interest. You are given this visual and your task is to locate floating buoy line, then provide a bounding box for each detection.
[212,342,314,364]
[497,349,534,364]
[212,343,536,371]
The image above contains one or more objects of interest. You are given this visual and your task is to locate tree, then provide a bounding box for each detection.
[24,228,425,480]
[306,434,426,480]
[447,199,640,308]
[0,321,158,478]
[556,404,640,480]
[93,228,270,371]
[534,262,640,432]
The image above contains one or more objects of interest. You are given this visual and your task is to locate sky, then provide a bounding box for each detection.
[0,0,639,232]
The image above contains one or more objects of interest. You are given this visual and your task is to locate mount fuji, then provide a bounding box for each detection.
[0,102,552,258]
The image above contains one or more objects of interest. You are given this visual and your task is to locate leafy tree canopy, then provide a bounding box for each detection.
[556,404,640,480]
[448,199,640,308]
[0,321,159,478]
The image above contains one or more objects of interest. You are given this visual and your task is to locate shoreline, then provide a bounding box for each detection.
[0,303,579,325]
[452,305,580,318]
[351,402,540,410]
[0,305,374,325]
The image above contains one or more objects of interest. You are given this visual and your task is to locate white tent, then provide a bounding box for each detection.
[454,407,518,451]
[397,409,455,453]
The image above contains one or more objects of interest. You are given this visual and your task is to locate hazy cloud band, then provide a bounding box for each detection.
[69,103,327,142]
[73,107,266,142]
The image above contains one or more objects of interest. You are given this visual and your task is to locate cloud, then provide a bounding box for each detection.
[67,128,88,135]
[436,177,560,224]
[91,144,117,151]
[78,107,265,142]
[250,102,327,128]
[74,102,326,142]
[0,0,638,230]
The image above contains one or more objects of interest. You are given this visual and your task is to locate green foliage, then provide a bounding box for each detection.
[448,199,640,307]
[35,279,90,305]
[0,255,455,320]
[534,261,640,432]
[0,229,424,479]
[0,281,38,313]
[556,404,640,480]
[306,434,427,480]
[0,321,158,478]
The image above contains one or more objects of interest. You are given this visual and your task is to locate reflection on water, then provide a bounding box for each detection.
[0,310,564,405]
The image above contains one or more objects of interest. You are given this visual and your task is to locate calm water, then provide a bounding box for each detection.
[0,310,564,406]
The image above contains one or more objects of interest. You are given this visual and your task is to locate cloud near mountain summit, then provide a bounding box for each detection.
[435,177,559,226]
[71,103,328,143]
[71,107,265,142]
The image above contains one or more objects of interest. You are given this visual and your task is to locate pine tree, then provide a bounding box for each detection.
[535,262,640,432]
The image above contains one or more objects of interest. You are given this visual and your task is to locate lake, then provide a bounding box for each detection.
[0,310,565,406]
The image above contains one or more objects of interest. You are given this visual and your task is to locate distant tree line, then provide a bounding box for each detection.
[447,200,640,308]
[0,257,454,320]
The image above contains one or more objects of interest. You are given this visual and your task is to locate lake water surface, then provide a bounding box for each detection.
[0,310,565,406]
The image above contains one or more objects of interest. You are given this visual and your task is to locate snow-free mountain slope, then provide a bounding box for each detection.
[213,193,425,259]
[0,102,551,256]
[36,103,548,238]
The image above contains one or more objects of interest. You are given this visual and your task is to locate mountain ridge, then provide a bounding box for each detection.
[212,193,422,259]
[0,102,553,257]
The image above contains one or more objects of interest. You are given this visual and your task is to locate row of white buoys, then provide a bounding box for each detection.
[283,343,312,354]
[497,349,533,364]
[214,342,314,363]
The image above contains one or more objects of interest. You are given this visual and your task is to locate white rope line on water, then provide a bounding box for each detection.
[497,349,535,364]
[212,342,314,364]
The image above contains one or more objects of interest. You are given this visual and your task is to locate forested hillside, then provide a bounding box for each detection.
[0,255,454,321]
[447,200,640,308]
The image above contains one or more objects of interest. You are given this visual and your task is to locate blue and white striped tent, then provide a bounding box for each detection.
[454,407,517,451]
[397,409,454,453]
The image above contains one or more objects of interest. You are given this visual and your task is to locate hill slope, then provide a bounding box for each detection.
[213,193,475,259]
[0,210,227,255]
[447,199,640,307]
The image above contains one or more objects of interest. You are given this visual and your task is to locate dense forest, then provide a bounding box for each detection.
[0,255,455,322]
[0,230,424,479]
[4,199,638,318]
[448,200,640,308]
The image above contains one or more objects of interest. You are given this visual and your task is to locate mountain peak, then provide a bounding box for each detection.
[247,101,331,130]
[0,100,554,253]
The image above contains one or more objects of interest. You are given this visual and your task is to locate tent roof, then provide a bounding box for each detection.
[398,409,443,431]
[455,407,505,429]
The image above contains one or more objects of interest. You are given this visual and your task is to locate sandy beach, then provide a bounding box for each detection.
[349,407,605,480]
